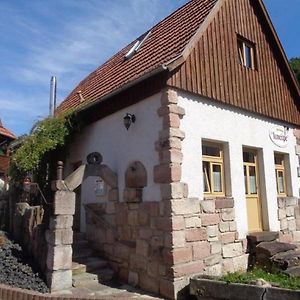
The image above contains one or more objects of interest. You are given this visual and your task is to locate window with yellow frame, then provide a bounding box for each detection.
[202,141,225,196]
[274,153,286,196]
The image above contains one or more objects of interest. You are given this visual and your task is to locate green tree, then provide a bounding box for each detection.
[290,57,300,85]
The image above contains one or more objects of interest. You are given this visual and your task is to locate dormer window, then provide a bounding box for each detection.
[237,36,256,69]
[125,31,151,60]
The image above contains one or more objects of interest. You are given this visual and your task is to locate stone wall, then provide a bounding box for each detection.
[84,89,249,299]
[0,192,8,230]
[85,201,169,295]
[278,197,300,243]
[12,203,47,272]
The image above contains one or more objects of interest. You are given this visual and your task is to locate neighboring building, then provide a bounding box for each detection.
[57,0,300,298]
[0,119,16,190]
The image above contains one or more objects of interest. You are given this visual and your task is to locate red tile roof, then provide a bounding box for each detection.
[0,120,16,140]
[57,0,218,114]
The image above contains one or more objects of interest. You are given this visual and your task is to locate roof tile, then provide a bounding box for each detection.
[57,0,218,113]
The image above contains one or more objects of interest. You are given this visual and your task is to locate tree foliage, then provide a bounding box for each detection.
[10,113,78,182]
[290,57,300,85]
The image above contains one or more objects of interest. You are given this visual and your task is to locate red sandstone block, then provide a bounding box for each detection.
[172,247,193,264]
[155,217,172,231]
[163,113,181,129]
[139,228,153,240]
[147,261,159,277]
[128,211,139,226]
[157,104,185,118]
[138,210,149,226]
[215,198,234,209]
[159,149,183,164]
[172,216,185,230]
[160,278,175,300]
[116,211,127,226]
[153,163,181,184]
[200,214,220,226]
[279,232,293,243]
[296,219,300,231]
[160,88,178,105]
[114,244,130,260]
[221,232,236,244]
[130,254,147,271]
[173,260,204,278]
[140,202,159,217]
[139,273,159,294]
[186,228,207,242]
[192,241,210,260]
[136,240,149,257]
[155,137,182,152]
[151,235,164,249]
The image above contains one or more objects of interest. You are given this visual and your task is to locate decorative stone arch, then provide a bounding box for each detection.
[124,161,147,203]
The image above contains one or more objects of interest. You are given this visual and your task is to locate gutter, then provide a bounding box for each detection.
[76,64,169,115]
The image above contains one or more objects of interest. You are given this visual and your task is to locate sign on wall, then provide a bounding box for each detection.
[269,126,288,148]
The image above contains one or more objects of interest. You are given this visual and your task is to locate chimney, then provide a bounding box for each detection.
[49,76,57,117]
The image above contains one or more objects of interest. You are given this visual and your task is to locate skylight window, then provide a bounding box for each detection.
[125,31,151,60]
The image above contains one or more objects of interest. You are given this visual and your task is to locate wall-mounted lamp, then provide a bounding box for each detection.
[123,113,136,130]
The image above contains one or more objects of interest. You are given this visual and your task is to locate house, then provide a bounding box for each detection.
[57,0,300,298]
[0,119,16,190]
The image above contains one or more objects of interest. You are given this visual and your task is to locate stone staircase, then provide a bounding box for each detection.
[72,232,115,288]
[247,231,300,277]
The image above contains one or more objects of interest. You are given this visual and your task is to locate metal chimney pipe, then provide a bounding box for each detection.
[49,76,57,117]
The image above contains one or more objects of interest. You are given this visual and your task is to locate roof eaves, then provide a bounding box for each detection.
[76,64,168,115]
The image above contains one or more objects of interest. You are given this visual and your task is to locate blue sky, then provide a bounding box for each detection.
[0,0,299,137]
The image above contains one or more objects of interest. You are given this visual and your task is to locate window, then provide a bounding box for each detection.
[202,142,225,196]
[274,154,286,195]
[237,36,256,69]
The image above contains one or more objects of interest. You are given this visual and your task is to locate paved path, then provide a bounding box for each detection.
[52,281,163,299]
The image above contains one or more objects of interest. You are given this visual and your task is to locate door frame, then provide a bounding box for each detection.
[243,148,263,232]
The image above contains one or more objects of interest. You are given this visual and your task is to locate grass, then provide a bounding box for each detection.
[220,267,300,291]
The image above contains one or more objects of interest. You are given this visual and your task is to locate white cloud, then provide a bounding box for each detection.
[0,0,187,135]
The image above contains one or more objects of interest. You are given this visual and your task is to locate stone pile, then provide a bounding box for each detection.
[248,232,300,277]
[0,231,49,293]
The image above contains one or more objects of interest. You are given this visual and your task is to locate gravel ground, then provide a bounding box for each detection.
[0,231,49,293]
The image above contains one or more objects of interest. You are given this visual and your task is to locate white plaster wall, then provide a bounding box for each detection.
[178,92,299,238]
[66,93,162,232]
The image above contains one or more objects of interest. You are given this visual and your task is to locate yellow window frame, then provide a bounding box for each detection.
[202,142,225,197]
[275,154,286,196]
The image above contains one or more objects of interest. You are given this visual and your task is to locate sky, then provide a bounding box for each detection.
[0,0,299,137]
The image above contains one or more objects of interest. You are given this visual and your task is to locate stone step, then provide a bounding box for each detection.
[256,241,297,257]
[72,257,108,275]
[283,266,300,277]
[72,269,114,287]
[72,272,98,287]
[247,231,279,244]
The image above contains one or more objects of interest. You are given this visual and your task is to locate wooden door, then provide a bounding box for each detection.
[243,149,262,232]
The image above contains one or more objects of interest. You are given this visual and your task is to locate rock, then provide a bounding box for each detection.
[250,278,272,287]
[283,266,300,277]
[272,249,300,270]
[256,242,297,257]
